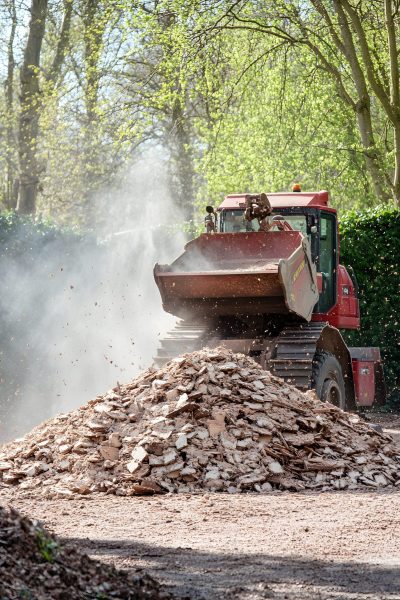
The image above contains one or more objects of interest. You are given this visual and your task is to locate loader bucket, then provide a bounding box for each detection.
[154,231,319,321]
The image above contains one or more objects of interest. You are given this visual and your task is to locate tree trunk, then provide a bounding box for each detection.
[4,0,17,210]
[333,0,390,203]
[392,122,400,204]
[48,0,73,86]
[158,8,195,221]
[81,0,105,224]
[354,98,389,203]
[169,95,194,221]
[384,0,400,205]
[16,0,48,215]
[83,0,102,126]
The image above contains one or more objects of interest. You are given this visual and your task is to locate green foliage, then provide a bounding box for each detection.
[17,590,34,600]
[339,206,400,401]
[187,0,395,207]
[36,530,59,563]
[2,1,397,221]
[188,29,378,214]
[0,212,86,258]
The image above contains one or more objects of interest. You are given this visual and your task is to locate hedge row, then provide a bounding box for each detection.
[0,212,90,258]
[339,205,400,403]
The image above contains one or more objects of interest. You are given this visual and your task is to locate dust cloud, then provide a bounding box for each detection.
[0,152,185,442]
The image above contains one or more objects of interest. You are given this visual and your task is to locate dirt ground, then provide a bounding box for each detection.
[1,412,400,600]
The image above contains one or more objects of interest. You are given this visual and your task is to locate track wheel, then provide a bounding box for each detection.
[312,351,346,410]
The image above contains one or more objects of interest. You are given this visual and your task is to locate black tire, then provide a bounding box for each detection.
[312,351,346,410]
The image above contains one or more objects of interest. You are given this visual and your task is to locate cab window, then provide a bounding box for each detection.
[275,214,307,236]
[220,210,307,234]
[221,210,253,232]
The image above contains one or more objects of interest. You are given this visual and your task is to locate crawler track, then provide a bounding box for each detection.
[268,322,326,389]
[154,321,215,367]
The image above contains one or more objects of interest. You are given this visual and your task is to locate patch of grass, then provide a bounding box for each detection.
[17,590,34,599]
[36,530,59,563]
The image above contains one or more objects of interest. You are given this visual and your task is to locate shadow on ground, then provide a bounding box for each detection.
[60,536,400,599]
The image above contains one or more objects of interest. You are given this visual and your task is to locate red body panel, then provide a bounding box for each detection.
[312,265,360,329]
[351,359,375,406]
[220,191,330,210]
[349,348,383,407]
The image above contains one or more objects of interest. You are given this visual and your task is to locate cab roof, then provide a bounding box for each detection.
[218,191,330,210]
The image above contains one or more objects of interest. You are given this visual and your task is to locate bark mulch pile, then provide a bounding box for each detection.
[1,348,399,495]
[0,505,168,599]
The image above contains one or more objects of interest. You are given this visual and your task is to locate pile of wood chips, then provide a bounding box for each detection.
[0,347,399,496]
[0,505,167,599]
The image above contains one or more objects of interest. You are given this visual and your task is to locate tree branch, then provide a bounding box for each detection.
[341,0,395,122]
[48,0,73,85]
[384,0,400,111]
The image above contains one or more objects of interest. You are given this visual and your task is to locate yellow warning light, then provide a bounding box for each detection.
[292,183,302,192]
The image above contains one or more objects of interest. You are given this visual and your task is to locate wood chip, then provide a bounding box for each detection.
[1,346,398,496]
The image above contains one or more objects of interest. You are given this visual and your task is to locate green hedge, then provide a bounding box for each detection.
[0,212,87,257]
[339,205,400,403]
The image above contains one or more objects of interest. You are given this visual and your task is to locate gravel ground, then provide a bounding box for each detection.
[1,412,400,600]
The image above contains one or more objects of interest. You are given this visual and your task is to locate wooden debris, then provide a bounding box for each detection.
[0,506,167,599]
[1,346,399,496]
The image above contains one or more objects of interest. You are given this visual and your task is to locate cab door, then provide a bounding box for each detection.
[316,212,338,313]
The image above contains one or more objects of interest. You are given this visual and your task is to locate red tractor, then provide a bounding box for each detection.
[154,189,385,411]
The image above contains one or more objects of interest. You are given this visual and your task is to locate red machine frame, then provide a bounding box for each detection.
[218,191,384,407]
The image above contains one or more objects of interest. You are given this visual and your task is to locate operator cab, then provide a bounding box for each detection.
[219,206,327,308]
[213,190,358,327]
